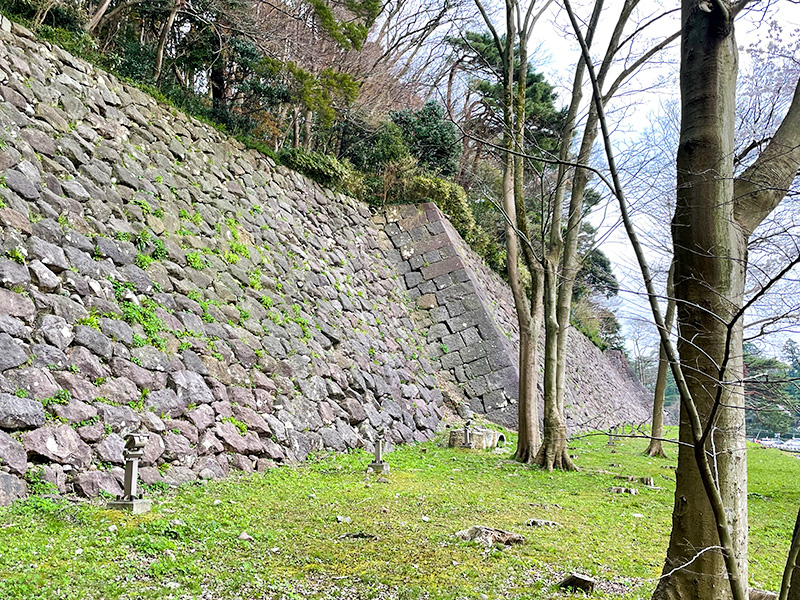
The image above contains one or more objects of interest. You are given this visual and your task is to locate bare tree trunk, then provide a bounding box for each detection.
[536,262,573,469]
[653,2,747,598]
[646,264,675,458]
[86,0,113,32]
[534,0,606,472]
[514,264,543,462]
[781,509,800,600]
[303,109,314,150]
[512,9,541,462]
[474,0,542,463]
[154,0,182,82]
[292,107,300,148]
[33,0,58,27]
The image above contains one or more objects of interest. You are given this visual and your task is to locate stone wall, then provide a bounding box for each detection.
[0,22,652,507]
[0,23,442,505]
[377,204,520,426]
[378,203,651,432]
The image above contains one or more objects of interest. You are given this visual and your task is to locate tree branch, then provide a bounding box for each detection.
[734,73,800,236]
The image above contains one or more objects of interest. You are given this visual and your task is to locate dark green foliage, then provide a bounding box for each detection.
[114,38,157,84]
[0,0,85,31]
[446,31,564,155]
[306,0,380,50]
[337,114,409,173]
[390,102,461,177]
[278,147,353,189]
[574,249,619,301]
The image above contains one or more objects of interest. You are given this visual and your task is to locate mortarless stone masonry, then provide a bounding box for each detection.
[0,23,649,504]
[378,203,651,431]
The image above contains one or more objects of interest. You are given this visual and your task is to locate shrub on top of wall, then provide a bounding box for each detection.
[277,147,363,196]
[408,174,475,239]
[406,173,506,274]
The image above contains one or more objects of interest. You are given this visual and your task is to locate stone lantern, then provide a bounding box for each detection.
[106,432,151,514]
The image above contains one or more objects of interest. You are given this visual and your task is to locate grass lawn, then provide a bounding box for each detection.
[1,426,798,599]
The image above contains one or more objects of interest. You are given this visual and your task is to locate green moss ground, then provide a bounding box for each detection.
[1,427,798,599]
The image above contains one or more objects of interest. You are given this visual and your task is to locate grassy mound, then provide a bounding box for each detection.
[1,428,797,599]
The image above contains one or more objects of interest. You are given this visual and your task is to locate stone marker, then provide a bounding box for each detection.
[106,432,151,514]
[526,518,561,528]
[448,423,506,450]
[368,431,389,474]
[454,525,524,546]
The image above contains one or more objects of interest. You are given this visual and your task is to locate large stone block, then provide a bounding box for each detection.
[0,393,45,429]
[22,424,92,468]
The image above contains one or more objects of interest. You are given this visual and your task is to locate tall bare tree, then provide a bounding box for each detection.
[536,0,679,470]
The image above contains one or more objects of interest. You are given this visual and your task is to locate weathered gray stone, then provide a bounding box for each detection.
[77,421,104,443]
[162,432,192,462]
[72,325,114,359]
[28,260,60,292]
[0,393,45,429]
[0,290,36,323]
[193,455,225,479]
[22,424,92,468]
[187,404,214,431]
[0,314,30,339]
[198,430,224,454]
[168,370,213,406]
[0,472,26,506]
[96,403,141,434]
[3,169,40,200]
[52,398,98,425]
[145,389,186,418]
[341,397,368,424]
[0,429,27,475]
[0,258,30,287]
[39,316,74,350]
[51,371,98,403]
[130,346,169,372]
[141,433,165,465]
[140,411,166,433]
[27,237,69,272]
[74,471,124,498]
[111,358,154,389]
[162,466,197,485]
[230,404,270,434]
[214,421,262,454]
[139,466,167,485]
[96,433,126,465]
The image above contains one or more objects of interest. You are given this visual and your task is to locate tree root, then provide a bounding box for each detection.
[645,439,669,459]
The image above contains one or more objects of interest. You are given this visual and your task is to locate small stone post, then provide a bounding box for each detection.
[368,431,390,474]
[107,432,151,514]
[461,420,472,449]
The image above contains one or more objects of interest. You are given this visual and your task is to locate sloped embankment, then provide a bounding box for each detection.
[0,23,442,503]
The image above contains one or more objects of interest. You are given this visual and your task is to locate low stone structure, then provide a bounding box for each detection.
[448,427,506,450]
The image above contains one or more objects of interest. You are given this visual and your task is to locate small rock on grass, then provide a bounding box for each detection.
[336,515,352,524]
[455,525,524,546]
[558,573,595,593]
[610,486,638,495]
[238,531,254,542]
[526,518,561,528]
